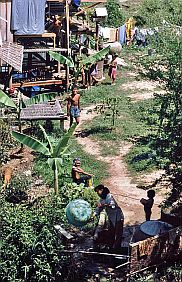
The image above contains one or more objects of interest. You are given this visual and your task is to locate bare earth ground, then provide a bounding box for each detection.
[73,105,166,225]
[2,72,167,225]
[1,147,50,200]
[122,71,166,101]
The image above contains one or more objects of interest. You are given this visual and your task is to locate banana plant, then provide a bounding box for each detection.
[0,90,17,108]
[49,46,110,79]
[12,123,77,195]
[49,51,74,68]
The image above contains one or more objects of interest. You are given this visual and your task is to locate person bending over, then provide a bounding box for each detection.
[93,184,124,250]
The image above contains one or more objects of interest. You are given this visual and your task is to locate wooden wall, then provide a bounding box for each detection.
[0,0,13,43]
[129,227,182,273]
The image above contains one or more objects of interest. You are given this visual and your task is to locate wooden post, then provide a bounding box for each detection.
[65,0,70,91]
[8,66,13,88]
[95,22,99,51]
[60,119,64,131]
[4,66,14,91]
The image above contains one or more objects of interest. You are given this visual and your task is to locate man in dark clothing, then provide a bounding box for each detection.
[93,184,124,250]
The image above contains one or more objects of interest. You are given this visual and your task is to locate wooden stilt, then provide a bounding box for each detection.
[66,0,70,91]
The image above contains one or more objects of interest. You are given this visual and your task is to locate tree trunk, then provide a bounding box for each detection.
[54,161,59,195]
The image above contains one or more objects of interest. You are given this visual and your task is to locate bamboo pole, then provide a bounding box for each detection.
[61,250,129,259]
[115,261,130,269]
[66,0,70,91]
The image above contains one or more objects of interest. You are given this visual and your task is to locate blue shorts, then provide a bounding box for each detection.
[71,106,80,118]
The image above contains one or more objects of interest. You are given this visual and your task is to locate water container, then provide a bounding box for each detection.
[66,199,92,227]
[103,42,122,54]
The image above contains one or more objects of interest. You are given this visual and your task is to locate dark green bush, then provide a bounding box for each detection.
[104,0,126,28]
[0,120,16,165]
[0,176,97,281]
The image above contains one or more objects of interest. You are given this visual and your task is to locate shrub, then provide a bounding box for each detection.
[0,120,16,165]
[139,0,182,26]
[104,0,126,28]
[0,177,97,281]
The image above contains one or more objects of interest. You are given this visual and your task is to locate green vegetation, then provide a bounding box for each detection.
[126,143,157,173]
[0,176,97,281]
[138,31,182,171]
[34,139,108,188]
[139,0,182,26]
[105,0,126,27]
[12,124,76,195]
[0,119,16,165]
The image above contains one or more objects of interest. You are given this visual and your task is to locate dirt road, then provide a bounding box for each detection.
[74,106,164,225]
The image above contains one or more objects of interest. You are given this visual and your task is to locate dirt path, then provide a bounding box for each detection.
[73,105,164,225]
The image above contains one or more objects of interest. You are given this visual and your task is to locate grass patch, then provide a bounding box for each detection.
[79,65,159,175]
[33,137,109,189]
[82,96,151,142]
[100,141,120,157]
[126,143,157,174]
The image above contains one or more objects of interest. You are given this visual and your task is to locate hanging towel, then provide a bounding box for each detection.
[11,0,46,35]
[0,31,2,46]
[99,27,110,39]
[118,24,126,45]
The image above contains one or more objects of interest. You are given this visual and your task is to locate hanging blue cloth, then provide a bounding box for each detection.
[11,0,46,35]
[72,0,81,8]
[118,24,126,46]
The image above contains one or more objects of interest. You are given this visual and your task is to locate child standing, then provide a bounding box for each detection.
[108,54,118,85]
[140,190,155,221]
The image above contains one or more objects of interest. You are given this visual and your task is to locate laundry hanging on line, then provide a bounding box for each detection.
[11,0,46,35]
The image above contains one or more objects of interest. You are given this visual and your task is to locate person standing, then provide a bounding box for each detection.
[108,55,118,85]
[93,184,124,250]
[47,16,61,47]
[67,86,81,127]
[140,189,155,221]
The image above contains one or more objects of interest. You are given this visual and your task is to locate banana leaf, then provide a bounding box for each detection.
[12,131,51,156]
[49,51,74,68]
[0,90,17,108]
[39,125,53,154]
[24,93,57,107]
[74,46,110,78]
[53,123,77,157]
[80,46,110,67]
[48,157,63,170]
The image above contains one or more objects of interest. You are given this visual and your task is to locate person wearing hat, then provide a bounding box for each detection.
[71,158,93,186]
[93,184,124,250]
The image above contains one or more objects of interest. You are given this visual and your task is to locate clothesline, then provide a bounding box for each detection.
[111,192,161,206]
